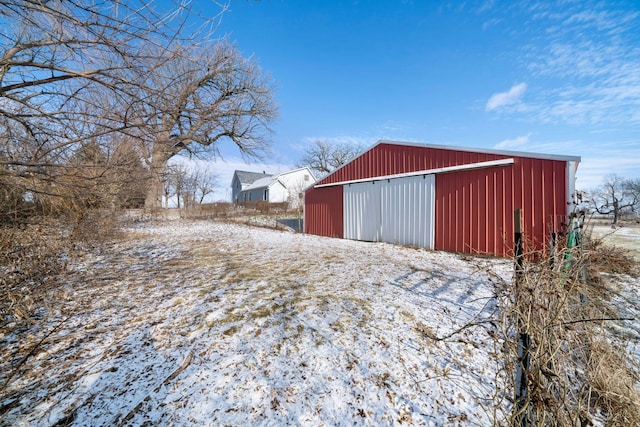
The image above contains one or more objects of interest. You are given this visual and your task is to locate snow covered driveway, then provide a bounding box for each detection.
[1,220,512,426]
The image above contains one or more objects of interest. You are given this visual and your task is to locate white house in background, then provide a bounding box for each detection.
[231,170,272,204]
[231,167,316,208]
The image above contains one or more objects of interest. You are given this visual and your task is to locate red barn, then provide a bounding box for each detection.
[304,141,581,257]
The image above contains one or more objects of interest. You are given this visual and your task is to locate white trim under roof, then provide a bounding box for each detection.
[314,158,514,189]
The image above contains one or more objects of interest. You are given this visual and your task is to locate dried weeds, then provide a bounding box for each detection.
[587,237,639,276]
[0,222,68,327]
[491,234,640,426]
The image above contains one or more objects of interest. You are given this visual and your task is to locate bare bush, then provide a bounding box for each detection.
[586,237,639,276]
[188,202,234,218]
[586,339,639,426]
[0,209,123,329]
[0,223,68,328]
[491,235,640,426]
[239,201,289,214]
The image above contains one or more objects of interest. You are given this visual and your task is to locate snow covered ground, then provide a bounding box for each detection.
[591,223,640,260]
[0,219,636,426]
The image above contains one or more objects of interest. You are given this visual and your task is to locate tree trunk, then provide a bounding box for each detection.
[145,171,165,211]
[144,144,171,211]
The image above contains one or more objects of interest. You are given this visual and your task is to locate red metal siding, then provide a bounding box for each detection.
[435,166,514,256]
[435,158,568,256]
[304,185,343,238]
[515,157,568,251]
[307,143,571,257]
[314,143,505,186]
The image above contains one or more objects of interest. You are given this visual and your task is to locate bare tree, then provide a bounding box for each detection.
[163,164,189,209]
[0,1,276,215]
[131,41,277,210]
[190,166,220,204]
[590,174,640,224]
[298,140,363,177]
[0,1,172,197]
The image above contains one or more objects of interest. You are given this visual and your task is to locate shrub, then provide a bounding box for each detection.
[495,234,640,426]
[0,222,68,328]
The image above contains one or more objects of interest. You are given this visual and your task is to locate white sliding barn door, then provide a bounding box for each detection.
[343,175,435,249]
[380,175,435,248]
[343,181,382,242]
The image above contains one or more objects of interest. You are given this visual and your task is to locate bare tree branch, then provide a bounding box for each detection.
[589,174,640,224]
[0,1,276,214]
[297,140,364,177]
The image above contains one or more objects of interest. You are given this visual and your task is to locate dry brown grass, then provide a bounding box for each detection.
[586,339,640,427]
[586,237,639,276]
[492,234,640,426]
[0,222,68,327]
[1,209,122,336]
[237,201,289,214]
[180,202,236,219]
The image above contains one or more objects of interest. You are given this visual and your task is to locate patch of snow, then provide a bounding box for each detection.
[3,219,632,426]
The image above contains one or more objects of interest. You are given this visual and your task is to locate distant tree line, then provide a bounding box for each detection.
[163,165,220,209]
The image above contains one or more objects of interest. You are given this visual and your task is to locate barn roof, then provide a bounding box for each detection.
[310,140,581,191]
[377,140,581,162]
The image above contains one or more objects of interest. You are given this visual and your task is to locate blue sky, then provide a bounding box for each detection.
[176,0,640,201]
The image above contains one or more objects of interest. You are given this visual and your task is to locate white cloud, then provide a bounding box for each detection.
[477,0,496,14]
[564,9,638,34]
[482,17,501,30]
[494,133,531,149]
[518,4,640,125]
[485,83,527,111]
[576,155,640,191]
[376,120,406,134]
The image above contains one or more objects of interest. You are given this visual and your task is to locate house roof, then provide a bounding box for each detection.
[244,176,276,191]
[241,167,317,192]
[234,170,272,185]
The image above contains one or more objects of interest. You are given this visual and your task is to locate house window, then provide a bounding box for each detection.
[263,189,268,201]
[304,174,309,181]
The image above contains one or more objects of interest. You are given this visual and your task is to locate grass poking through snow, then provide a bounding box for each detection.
[1,219,637,426]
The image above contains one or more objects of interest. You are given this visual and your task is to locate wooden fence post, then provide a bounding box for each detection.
[514,209,530,426]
